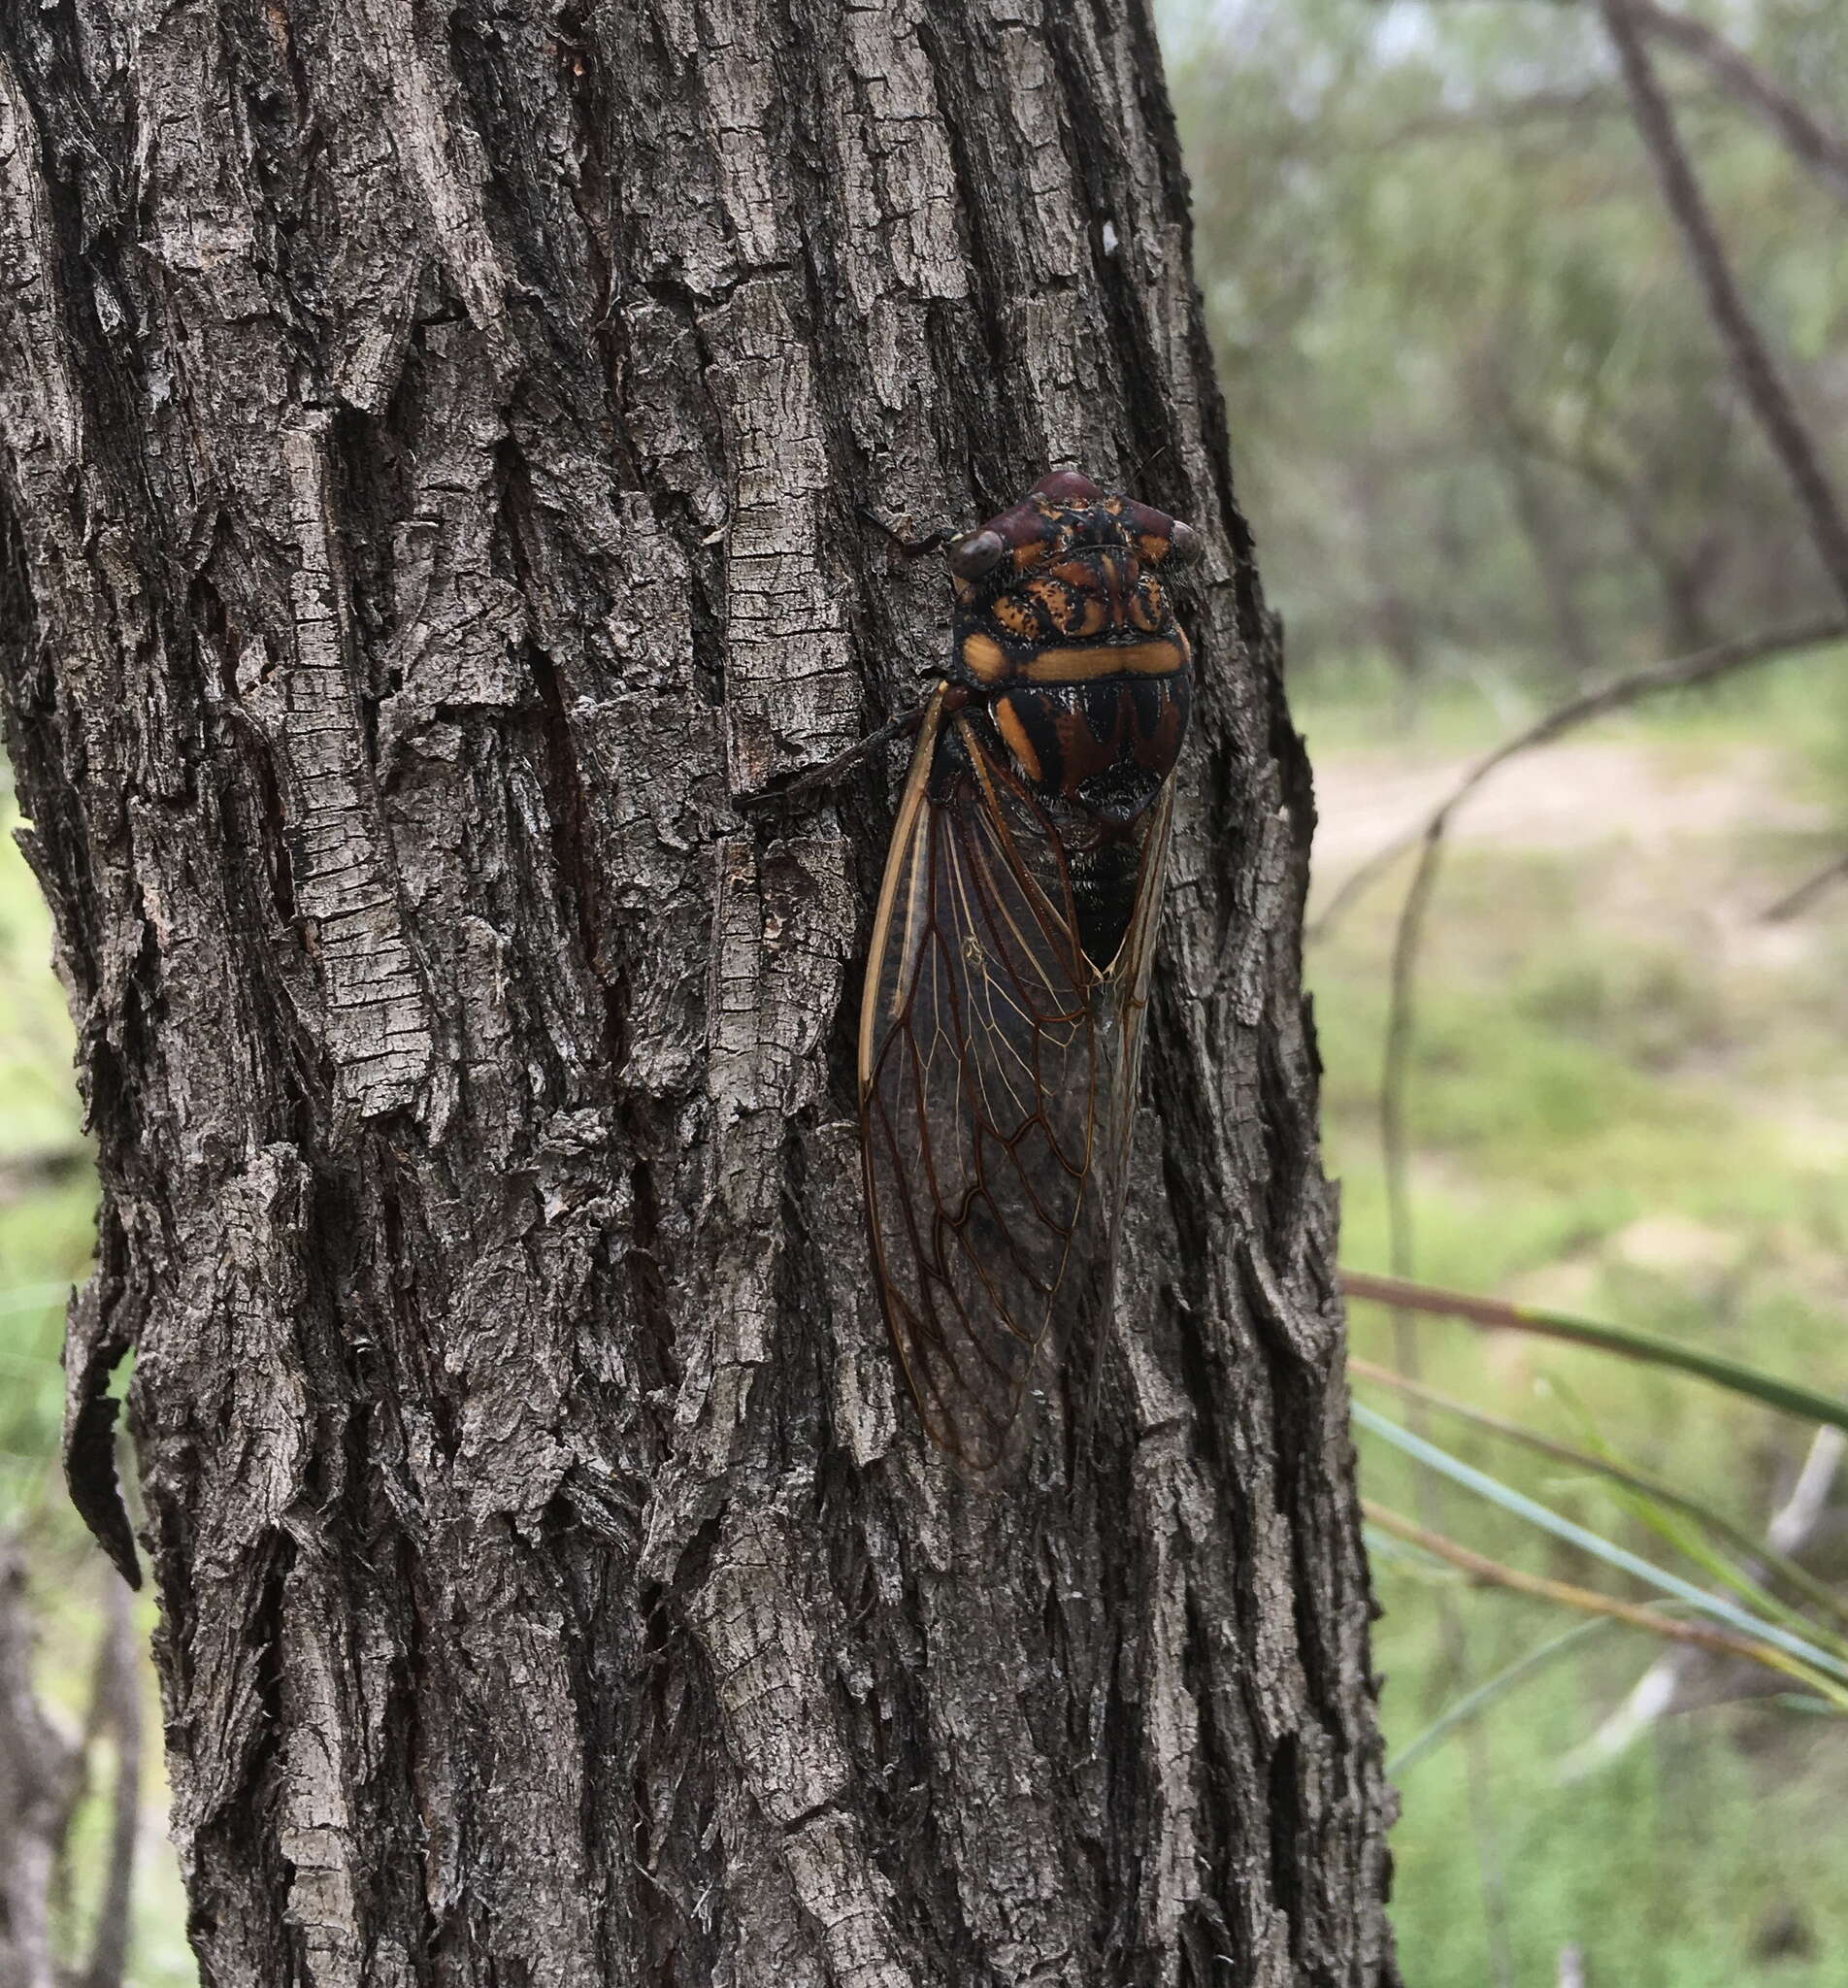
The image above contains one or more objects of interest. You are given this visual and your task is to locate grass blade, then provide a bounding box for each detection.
[1342,1270,1848,1436]
[1363,1502,1848,1708]
[1352,1402,1848,1684]
[1349,1356,1848,1635]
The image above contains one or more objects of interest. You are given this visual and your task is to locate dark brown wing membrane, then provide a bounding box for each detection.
[858,686,1172,1468]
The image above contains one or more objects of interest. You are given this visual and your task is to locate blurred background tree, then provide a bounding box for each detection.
[1169,0,1848,704]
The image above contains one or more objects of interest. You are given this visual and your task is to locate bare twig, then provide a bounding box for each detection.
[1600,0,1848,612]
[1379,832,1443,1322]
[1310,617,1848,940]
[1768,1429,1848,1557]
[1363,1501,1829,1678]
[1626,0,1848,204]
[1370,716,1517,1988]
[79,1570,142,1988]
[1763,849,1848,922]
[47,1583,116,1923]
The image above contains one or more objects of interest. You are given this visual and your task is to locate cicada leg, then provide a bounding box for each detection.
[854,506,957,561]
[737,687,970,812]
[736,703,929,812]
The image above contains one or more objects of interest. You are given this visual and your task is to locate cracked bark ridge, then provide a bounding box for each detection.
[0,0,1398,1981]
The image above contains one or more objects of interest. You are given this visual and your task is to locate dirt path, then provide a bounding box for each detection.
[1309,739,1828,879]
[1306,734,1848,976]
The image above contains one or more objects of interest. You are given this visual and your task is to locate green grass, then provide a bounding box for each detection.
[1302,646,1848,1984]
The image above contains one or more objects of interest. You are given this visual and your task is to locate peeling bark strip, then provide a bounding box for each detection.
[0,0,1397,1981]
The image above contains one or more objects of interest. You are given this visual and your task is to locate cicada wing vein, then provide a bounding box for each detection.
[859,699,1103,1469]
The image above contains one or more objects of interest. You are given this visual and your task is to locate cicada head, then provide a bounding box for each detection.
[946,470,1201,692]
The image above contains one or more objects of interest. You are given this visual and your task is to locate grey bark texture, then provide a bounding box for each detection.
[0,1,1398,1982]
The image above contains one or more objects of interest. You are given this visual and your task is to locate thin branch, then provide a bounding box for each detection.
[1768,1428,1848,1556]
[1626,0,1848,204]
[78,1570,141,1988]
[1600,0,1848,613]
[1763,848,1848,922]
[0,1538,81,1988]
[1348,1355,1848,1631]
[1309,616,1848,940]
[1378,832,1443,1309]
[1362,1501,1840,1690]
[1368,689,1517,1988]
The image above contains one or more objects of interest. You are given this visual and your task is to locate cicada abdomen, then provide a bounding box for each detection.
[859,471,1199,1469]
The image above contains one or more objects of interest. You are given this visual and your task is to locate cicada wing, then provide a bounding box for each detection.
[859,696,1100,1469]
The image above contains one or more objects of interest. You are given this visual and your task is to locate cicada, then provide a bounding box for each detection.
[857,470,1200,1469]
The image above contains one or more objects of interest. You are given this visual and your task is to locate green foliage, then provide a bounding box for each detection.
[0,760,88,1524]
[1396,1692,1848,1988]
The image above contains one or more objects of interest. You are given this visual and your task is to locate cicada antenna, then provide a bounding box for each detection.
[1125,438,1174,495]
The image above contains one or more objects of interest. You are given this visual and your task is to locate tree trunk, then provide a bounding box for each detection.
[0,2,1398,1981]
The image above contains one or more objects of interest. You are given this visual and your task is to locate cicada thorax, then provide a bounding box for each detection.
[943,469,1198,974]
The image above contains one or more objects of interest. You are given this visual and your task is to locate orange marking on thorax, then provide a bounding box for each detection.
[961,631,1010,682]
[1019,636,1189,681]
[993,698,1044,782]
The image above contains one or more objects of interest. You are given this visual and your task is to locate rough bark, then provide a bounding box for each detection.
[0,2,1397,1983]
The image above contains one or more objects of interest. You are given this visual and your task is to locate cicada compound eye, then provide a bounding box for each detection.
[948,529,1006,580]
[1167,520,1204,565]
